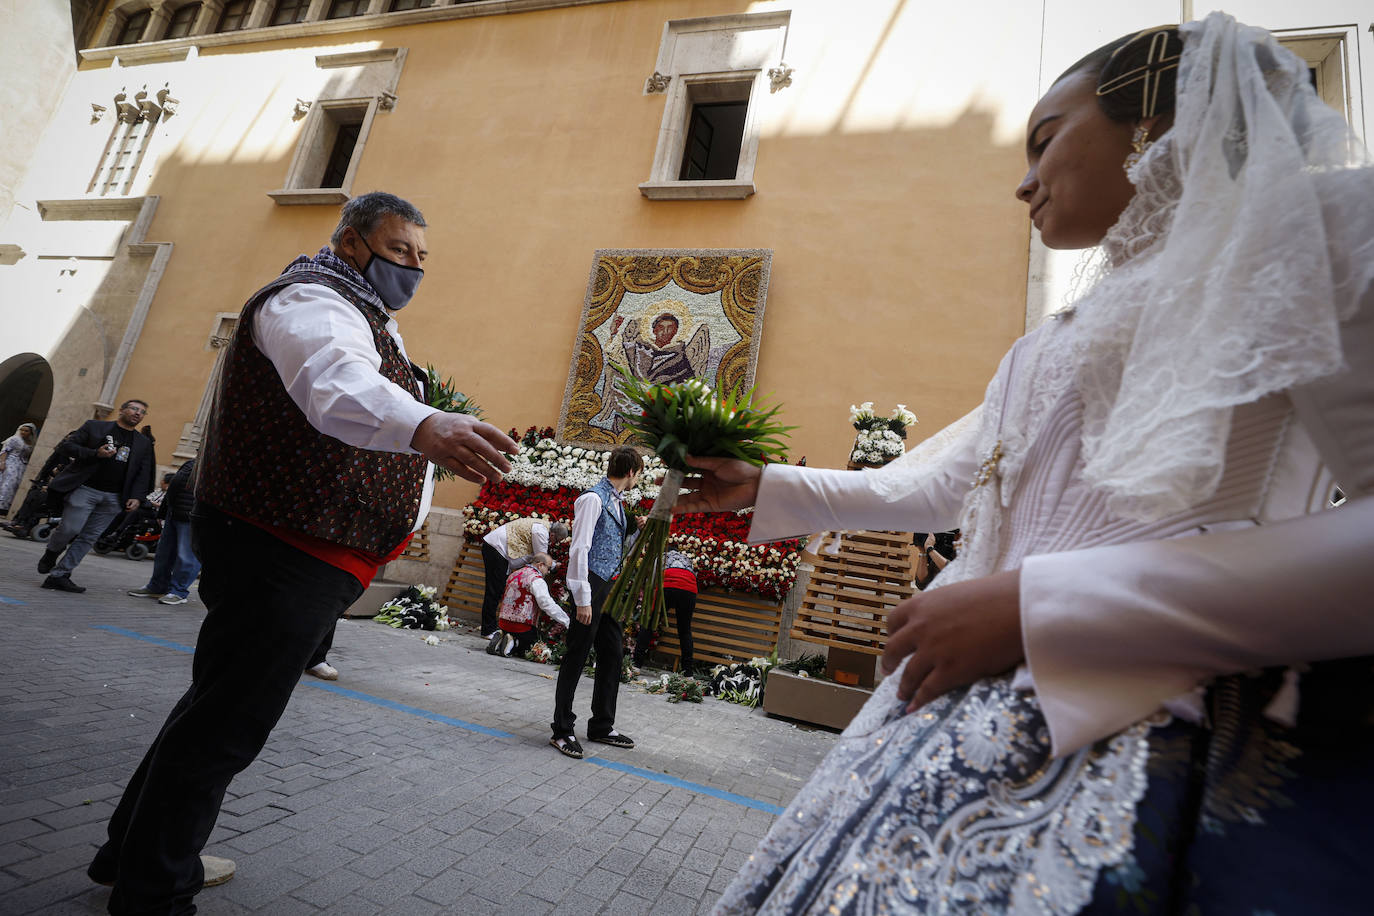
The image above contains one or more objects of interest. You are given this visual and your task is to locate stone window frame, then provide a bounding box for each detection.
[1275,26,1362,125]
[268,97,379,205]
[266,47,407,205]
[637,11,791,201]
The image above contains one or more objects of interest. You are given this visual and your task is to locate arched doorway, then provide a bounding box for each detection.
[0,353,54,438]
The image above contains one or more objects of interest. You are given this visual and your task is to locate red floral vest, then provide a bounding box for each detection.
[196,250,428,554]
[498,566,543,628]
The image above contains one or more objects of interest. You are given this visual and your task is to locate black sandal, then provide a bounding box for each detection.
[550,735,584,759]
[588,731,635,749]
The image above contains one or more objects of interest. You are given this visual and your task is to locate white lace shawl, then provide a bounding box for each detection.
[878,14,1374,543]
[1076,13,1374,521]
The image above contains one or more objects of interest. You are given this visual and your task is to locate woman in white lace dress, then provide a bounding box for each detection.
[0,423,37,514]
[681,15,1374,914]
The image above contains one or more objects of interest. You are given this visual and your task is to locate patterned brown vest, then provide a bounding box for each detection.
[196,248,428,554]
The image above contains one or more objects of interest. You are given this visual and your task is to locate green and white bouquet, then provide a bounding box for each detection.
[849,402,917,466]
[603,366,792,632]
[374,585,449,630]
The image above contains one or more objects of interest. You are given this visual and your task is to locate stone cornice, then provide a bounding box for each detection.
[81,0,623,64]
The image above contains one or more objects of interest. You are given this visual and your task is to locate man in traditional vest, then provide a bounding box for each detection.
[480,516,570,639]
[550,445,643,758]
[87,191,517,915]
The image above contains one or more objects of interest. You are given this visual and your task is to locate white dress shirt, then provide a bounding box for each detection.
[483,520,551,561]
[253,283,439,534]
[526,576,571,629]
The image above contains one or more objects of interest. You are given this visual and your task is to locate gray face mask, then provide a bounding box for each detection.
[358,235,423,310]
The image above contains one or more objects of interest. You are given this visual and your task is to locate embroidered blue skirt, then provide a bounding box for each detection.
[715,659,1372,915]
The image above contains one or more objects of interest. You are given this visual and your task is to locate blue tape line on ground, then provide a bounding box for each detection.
[93,624,513,738]
[586,757,784,815]
[303,681,513,738]
[93,624,781,813]
[95,624,194,653]
[0,595,29,605]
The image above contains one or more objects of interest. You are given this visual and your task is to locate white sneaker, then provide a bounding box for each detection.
[481,631,499,640]
[200,854,236,887]
[306,662,338,680]
[158,594,189,605]
[127,588,164,598]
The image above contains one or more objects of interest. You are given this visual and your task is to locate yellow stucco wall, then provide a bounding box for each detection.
[73,0,1034,508]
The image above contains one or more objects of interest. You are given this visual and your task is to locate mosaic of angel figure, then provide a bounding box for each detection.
[590,301,710,433]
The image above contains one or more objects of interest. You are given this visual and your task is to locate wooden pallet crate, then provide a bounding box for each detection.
[652,589,784,670]
[399,520,431,563]
[790,530,917,657]
[440,537,487,618]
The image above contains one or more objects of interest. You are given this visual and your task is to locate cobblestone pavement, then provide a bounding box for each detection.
[0,535,837,915]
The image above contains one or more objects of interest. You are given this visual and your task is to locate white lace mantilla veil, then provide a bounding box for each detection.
[873,12,1374,541]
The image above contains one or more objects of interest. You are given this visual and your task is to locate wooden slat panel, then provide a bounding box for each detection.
[441,538,486,615]
[790,529,914,651]
[653,588,783,669]
[400,520,431,562]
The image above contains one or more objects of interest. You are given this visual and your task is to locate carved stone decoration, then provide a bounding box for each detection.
[768,63,793,93]
[114,89,142,124]
[135,87,163,123]
[292,98,313,121]
[91,103,108,123]
[378,90,397,111]
[644,71,672,94]
[156,84,179,118]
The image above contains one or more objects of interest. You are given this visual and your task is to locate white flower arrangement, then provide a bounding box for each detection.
[848,401,918,465]
[501,438,667,502]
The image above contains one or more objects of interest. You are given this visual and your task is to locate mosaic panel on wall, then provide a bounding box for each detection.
[558,249,773,448]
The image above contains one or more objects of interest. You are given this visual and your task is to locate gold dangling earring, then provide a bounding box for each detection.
[1123,124,1152,172]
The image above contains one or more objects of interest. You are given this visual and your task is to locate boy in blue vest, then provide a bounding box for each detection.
[551,445,643,758]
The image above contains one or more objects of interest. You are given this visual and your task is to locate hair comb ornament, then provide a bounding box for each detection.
[1096,25,1183,119]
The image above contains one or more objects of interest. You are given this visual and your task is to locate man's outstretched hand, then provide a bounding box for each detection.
[674,456,764,514]
[412,413,517,485]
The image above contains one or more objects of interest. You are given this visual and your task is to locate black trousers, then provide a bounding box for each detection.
[479,542,508,635]
[307,622,336,669]
[90,506,363,915]
[552,573,621,739]
[634,587,696,675]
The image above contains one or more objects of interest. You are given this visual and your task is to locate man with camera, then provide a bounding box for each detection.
[37,399,155,592]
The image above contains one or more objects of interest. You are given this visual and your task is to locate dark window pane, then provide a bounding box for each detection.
[320,122,362,188]
[389,0,436,9]
[1308,66,1319,90]
[217,0,251,31]
[678,101,747,181]
[118,10,151,44]
[270,0,311,26]
[327,0,369,18]
[166,3,201,39]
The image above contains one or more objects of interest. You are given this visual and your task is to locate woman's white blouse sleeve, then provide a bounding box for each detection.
[748,409,982,545]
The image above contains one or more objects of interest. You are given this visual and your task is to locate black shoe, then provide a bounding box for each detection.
[42,576,86,593]
[486,631,504,655]
[588,731,635,749]
[550,735,584,759]
[37,549,60,574]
